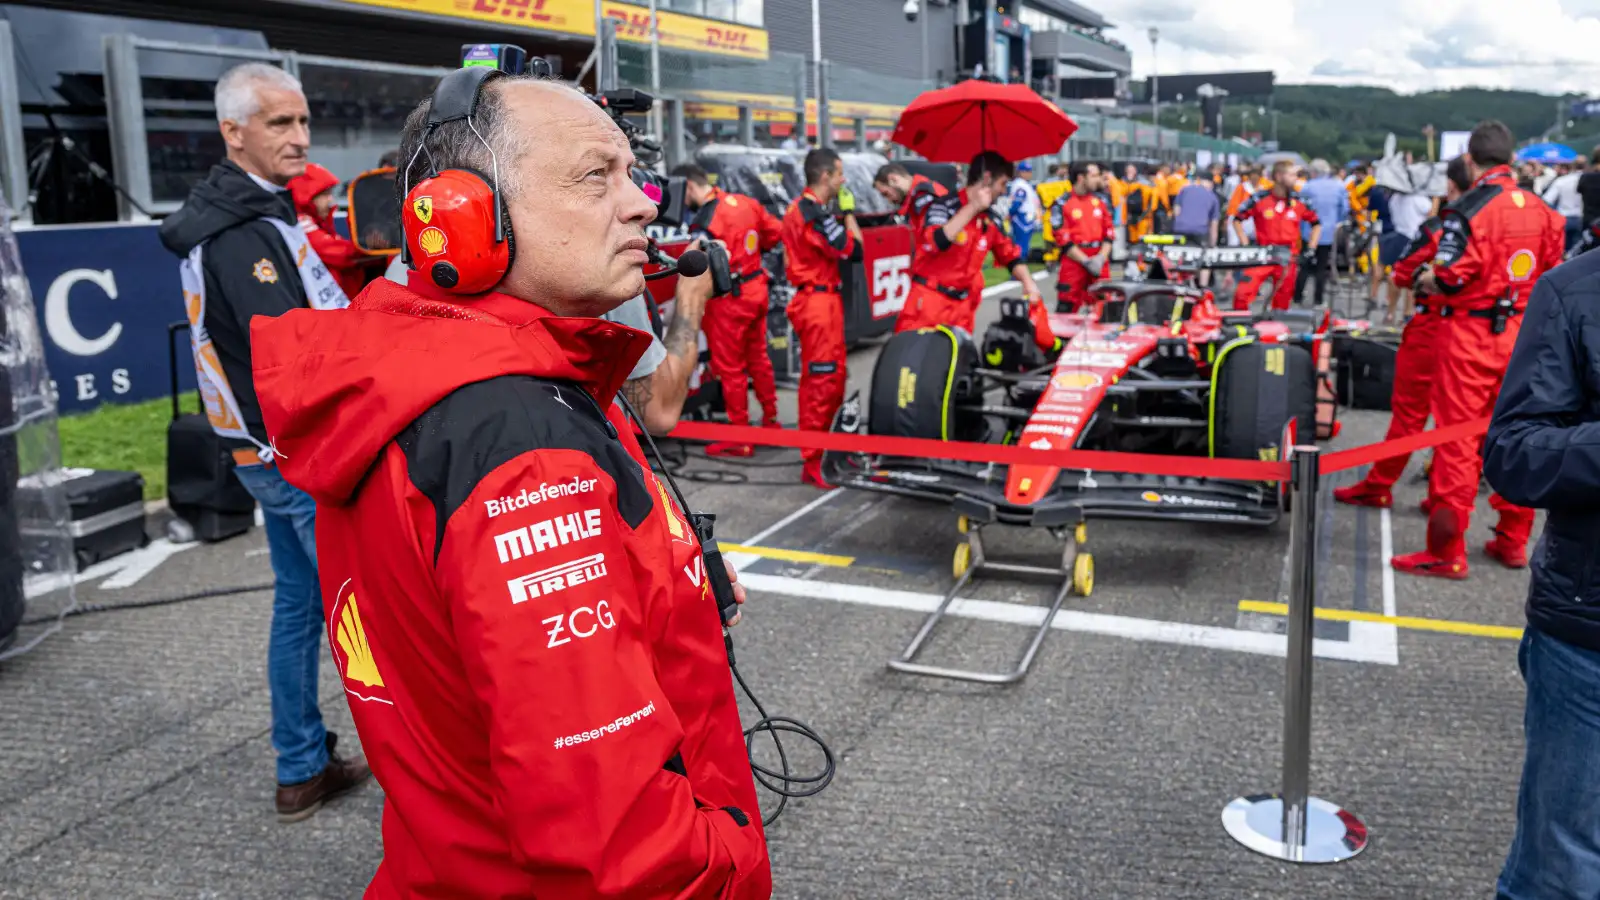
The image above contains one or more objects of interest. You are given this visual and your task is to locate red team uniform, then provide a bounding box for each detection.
[688,188,784,430]
[896,187,1025,334]
[1394,165,1565,577]
[1337,217,1449,501]
[780,190,861,478]
[1050,191,1114,312]
[1231,190,1319,310]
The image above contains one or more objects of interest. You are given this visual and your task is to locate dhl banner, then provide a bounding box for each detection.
[338,0,768,60]
[683,90,903,125]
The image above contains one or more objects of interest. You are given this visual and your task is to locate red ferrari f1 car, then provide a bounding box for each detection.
[823,243,1384,607]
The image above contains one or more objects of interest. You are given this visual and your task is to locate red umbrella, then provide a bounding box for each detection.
[891,80,1077,163]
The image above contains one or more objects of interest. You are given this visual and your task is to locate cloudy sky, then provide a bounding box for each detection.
[1100,0,1600,93]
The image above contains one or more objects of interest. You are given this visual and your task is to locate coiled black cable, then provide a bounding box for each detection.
[19,582,274,627]
[619,399,837,825]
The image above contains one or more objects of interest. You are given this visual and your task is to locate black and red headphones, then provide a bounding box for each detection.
[401,66,513,295]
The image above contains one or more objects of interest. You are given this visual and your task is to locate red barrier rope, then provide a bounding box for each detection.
[667,417,1495,485]
[1319,417,1491,474]
[668,422,1290,482]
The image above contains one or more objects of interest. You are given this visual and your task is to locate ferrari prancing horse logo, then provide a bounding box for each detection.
[412,195,434,224]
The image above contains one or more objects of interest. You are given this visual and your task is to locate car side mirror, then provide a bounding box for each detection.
[346,167,402,256]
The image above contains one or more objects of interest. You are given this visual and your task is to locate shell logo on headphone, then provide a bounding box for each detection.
[418,227,448,257]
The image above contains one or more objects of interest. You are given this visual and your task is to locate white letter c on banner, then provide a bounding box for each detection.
[45,268,123,357]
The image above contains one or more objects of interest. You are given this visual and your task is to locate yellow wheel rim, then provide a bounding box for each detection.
[957,515,970,534]
[953,542,972,579]
[1074,522,1088,545]
[1073,553,1095,596]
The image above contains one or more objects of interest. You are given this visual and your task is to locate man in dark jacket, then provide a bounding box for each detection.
[158,62,366,821]
[1483,247,1600,899]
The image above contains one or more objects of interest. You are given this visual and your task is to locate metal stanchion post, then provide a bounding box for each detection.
[1222,446,1367,864]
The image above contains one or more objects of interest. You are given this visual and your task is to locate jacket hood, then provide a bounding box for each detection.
[288,163,340,216]
[159,161,295,255]
[251,278,652,506]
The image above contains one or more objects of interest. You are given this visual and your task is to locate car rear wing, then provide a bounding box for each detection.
[1133,241,1293,271]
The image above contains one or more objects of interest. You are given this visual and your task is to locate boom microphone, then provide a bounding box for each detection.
[675,249,709,278]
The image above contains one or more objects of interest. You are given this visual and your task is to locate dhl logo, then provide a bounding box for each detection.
[705,26,750,49]
[605,10,653,37]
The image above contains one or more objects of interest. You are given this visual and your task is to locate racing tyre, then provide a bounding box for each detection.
[1210,339,1316,461]
[869,326,983,441]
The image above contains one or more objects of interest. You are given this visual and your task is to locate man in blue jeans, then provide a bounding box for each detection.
[1483,238,1600,899]
[159,63,369,821]
[1294,159,1348,306]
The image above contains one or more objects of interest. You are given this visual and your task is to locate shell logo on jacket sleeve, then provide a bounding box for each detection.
[329,580,392,706]
[745,230,759,253]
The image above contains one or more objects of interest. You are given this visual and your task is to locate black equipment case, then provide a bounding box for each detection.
[1334,328,1402,411]
[166,322,257,542]
[55,469,148,569]
[14,467,150,570]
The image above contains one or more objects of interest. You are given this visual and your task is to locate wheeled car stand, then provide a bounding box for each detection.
[887,499,1095,685]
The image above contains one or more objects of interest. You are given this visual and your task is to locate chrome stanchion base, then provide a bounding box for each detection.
[1221,794,1368,863]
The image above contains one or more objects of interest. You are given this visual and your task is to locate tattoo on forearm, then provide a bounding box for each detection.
[620,376,655,413]
[664,313,699,361]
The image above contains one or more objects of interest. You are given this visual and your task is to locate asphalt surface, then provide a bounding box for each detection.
[0,276,1535,899]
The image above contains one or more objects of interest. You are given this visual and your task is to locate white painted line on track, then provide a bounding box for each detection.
[1361,506,1401,665]
[727,488,842,572]
[24,539,197,598]
[1380,507,1398,619]
[745,573,1399,665]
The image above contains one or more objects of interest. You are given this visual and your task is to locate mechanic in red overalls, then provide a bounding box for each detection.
[781,149,863,489]
[1334,155,1473,513]
[876,162,1060,355]
[892,152,1047,335]
[1230,160,1321,310]
[1392,122,1566,578]
[1051,161,1115,312]
[674,164,784,457]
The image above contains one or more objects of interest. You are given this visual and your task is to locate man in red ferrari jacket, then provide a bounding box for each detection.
[251,73,771,898]
[673,163,784,456]
[1395,122,1566,578]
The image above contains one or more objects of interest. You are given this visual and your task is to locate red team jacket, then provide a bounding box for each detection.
[1392,217,1443,289]
[780,189,860,286]
[251,278,771,899]
[1049,192,1115,264]
[690,188,784,279]
[915,187,1024,297]
[1430,166,1565,311]
[1233,190,1318,251]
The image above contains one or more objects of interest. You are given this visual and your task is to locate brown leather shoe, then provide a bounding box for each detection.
[276,733,372,823]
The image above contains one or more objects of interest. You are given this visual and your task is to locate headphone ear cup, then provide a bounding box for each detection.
[400,168,510,295]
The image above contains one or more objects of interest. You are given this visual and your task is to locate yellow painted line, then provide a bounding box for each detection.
[722,544,854,568]
[1238,600,1524,641]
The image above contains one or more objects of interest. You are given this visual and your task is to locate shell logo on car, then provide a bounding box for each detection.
[1052,371,1102,390]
